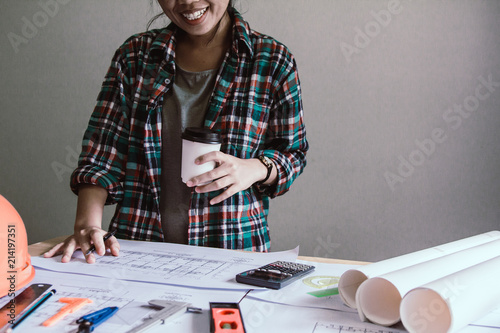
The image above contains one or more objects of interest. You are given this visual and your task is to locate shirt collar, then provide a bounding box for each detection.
[148,8,253,62]
[229,8,254,58]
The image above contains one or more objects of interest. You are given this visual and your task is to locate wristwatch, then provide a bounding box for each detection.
[257,155,273,184]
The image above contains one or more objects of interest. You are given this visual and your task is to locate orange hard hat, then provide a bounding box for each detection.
[0,195,35,298]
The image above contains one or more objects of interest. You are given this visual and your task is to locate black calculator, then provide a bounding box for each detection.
[235,261,315,289]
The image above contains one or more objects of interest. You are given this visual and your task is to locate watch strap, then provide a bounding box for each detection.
[257,155,273,185]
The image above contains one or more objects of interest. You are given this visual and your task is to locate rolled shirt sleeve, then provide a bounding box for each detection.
[70,49,131,205]
[259,56,308,198]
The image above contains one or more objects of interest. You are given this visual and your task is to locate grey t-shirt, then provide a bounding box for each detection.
[160,65,217,244]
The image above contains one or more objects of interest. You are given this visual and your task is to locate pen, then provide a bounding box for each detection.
[6,289,56,332]
[85,230,117,256]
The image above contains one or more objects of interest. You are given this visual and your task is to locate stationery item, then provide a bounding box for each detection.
[210,302,246,333]
[7,289,56,332]
[338,230,500,309]
[0,283,52,330]
[127,300,193,333]
[356,238,500,326]
[85,230,117,256]
[42,298,93,327]
[76,306,119,333]
[235,261,315,289]
[246,259,359,313]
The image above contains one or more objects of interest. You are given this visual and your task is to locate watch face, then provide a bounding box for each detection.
[260,156,272,167]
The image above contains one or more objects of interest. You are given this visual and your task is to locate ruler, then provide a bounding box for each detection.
[126,300,191,333]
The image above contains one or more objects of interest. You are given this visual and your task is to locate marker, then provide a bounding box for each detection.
[85,230,117,256]
[6,289,56,332]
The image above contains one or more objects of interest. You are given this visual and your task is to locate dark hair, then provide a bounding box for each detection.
[147,0,234,32]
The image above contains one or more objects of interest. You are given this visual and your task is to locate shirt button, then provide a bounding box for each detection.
[164,78,171,84]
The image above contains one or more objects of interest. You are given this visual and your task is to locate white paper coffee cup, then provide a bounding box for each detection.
[181,127,222,184]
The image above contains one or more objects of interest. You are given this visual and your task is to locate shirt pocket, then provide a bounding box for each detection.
[217,101,271,158]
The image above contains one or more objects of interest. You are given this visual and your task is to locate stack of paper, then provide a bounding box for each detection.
[338,231,500,333]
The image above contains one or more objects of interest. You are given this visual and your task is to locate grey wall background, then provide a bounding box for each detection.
[1,0,499,262]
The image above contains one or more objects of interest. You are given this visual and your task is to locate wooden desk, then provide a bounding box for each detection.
[29,236,369,265]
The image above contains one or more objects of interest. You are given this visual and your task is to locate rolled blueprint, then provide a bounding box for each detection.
[338,231,500,309]
[355,238,500,326]
[400,255,500,333]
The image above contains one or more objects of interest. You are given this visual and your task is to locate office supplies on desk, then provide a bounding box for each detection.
[336,230,500,333]
[4,269,247,332]
[210,302,246,333]
[338,230,500,309]
[236,261,315,289]
[24,239,500,332]
[43,297,93,327]
[32,239,299,290]
[247,260,360,313]
[85,230,117,256]
[6,288,56,332]
[0,283,52,330]
[76,306,119,333]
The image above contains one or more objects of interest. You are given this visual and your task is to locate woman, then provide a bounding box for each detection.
[45,0,308,263]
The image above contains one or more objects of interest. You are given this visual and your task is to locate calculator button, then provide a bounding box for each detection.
[267,269,283,275]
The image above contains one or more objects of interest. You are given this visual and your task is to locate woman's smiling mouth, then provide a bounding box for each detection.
[182,7,208,21]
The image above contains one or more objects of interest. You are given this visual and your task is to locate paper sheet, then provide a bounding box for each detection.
[0,269,246,332]
[338,230,500,309]
[400,256,500,333]
[457,326,500,333]
[472,307,500,329]
[247,260,359,312]
[239,295,499,333]
[356,238,500,326]
[31,240,299,290]
[239,297,407,333]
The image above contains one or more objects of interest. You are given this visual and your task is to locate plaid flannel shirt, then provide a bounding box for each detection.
[70,9,308,251]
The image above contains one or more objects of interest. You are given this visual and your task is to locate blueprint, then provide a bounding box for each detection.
[31,240,299,290]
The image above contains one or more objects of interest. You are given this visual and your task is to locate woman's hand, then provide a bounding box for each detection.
[186,151,277,205]
[43,227,120,264]
[43,184,119,263]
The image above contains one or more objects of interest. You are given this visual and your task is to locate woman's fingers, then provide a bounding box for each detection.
[41,228,120,264]
[43,241,65,258]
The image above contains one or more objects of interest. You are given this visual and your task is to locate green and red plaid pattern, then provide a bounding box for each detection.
[71,9,308,251]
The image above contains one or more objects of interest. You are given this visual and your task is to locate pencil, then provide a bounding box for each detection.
[6,289,56,332]
[85,229,117,256]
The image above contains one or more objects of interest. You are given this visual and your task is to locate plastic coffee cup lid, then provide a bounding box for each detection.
[182,127,222,144]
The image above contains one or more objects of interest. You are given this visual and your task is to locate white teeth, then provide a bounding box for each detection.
[182,8,207,21]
